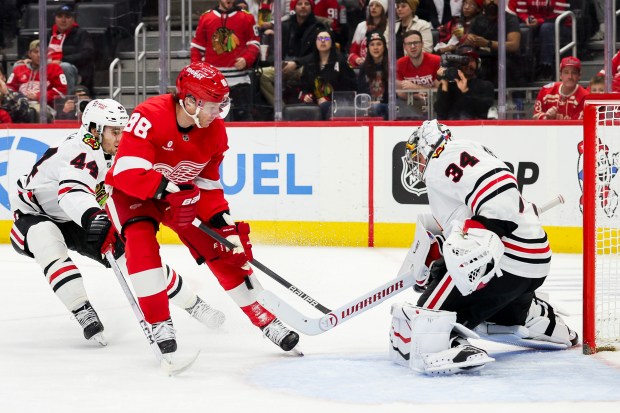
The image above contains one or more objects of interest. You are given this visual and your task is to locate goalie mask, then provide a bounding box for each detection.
[404,120,452,181]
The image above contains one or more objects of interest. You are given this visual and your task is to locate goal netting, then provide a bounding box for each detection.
[583,95,620,354]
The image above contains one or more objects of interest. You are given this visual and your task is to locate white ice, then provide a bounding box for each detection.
[1,244,619,413]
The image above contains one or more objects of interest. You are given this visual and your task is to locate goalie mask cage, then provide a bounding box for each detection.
[583,94,620,354]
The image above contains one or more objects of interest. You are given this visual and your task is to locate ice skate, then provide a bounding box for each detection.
[186,297,225,329]
[261,318,302,355]
[152,318,177,354]
[72,301,106,346]
[423,336,494,375]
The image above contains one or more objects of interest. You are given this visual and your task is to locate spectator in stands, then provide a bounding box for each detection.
[393,0,434,58]
[56,84,91,121]
[0,67,12,123]
[290,0,347,50]
[467,0,522,87]
[533,56,587,120]
[396,30,440,119]
[434,0,482,55]
[356,31,389,120]
[435,45,494,119]
[48,3,95,95]
[597,49,620,93]
[259,0,326,107]
[298,28,357,120]
[507,0,570,81]
[191,0,260,121]
[7,40,68,120]
[416,0,463,29]
[348,0,387,69]
[588,74,605,95]
[343,1,368,50]
[241,0,285,45]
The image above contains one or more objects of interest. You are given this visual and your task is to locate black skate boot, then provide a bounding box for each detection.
[152,318,177,354]
[261,318,301,353]
[72,301,106,346]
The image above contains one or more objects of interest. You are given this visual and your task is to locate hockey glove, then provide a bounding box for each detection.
[415,232,445,292]
[165,183,200,228]
[213,222,253,267]
[85,210,117,255]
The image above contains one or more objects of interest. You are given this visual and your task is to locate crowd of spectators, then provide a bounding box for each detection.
[0,0,615,124]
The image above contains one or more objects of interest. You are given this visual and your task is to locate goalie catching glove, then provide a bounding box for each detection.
[443,219,504,296]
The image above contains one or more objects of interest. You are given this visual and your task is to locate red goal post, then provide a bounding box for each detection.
[583,94,620,354]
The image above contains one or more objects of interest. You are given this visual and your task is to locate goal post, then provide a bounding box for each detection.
[582,94,620,354]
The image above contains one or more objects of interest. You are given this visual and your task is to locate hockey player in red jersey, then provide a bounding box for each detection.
[390,120,578,375]
[10,99,225,346]
[105,62,300,355]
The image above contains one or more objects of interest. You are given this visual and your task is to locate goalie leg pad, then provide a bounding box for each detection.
[523,296,578,348]
[474,295,579,350]
[389,303,494,375]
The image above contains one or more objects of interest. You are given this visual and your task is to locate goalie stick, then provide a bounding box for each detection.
[257,194,567,336]
[192,218,332,314]
[105,250,199,376]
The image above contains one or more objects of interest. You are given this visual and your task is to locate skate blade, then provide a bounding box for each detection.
[89,333,107,347]
[160,351,200,376]
[425,354,494,375]
[290,346,304,357]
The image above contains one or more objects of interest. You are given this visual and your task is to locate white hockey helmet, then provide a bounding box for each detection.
[82,99,129,137]
[404,119,452,181]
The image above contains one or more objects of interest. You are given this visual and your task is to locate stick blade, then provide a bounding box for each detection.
[258,290,324,336]
[160,351,200,376]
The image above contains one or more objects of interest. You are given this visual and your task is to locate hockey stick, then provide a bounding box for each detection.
[191,218,332,314]
[104,250,199,376]
[257,194,567,336]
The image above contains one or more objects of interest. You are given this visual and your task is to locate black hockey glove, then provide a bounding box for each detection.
[83,209,117,255]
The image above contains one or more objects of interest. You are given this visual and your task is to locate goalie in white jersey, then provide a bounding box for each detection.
[390,120,578,375]
[9,99,225,346]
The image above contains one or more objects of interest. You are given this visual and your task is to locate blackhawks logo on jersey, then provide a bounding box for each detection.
[82,133,100,150]
[212,27,240,54]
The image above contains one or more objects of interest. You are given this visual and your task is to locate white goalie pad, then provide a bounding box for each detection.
[389,303,494,375]
[474,322,571,350]
[443,222,504,296]
[397,216,432,289]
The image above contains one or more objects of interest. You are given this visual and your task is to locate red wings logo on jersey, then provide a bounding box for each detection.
[82,133,100,150]
[154,160,208,183]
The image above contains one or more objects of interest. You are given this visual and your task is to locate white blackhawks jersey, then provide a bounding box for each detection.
[10,127,108,226]
[424,139,551,278]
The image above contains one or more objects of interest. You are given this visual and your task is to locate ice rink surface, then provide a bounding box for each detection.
[1,243,619,413]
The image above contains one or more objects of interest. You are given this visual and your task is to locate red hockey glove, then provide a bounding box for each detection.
[213,221,253,267]
[165,183,200,227]
[85,210,117,254]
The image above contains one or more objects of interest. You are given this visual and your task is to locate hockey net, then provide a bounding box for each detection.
[583,95,620,354]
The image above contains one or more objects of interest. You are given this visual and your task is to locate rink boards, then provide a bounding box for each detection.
[0,121,585,251]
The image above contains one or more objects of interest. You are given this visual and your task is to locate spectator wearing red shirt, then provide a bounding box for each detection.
[396,30,440,119]
[533,56,587,120]
[7,40,68,107]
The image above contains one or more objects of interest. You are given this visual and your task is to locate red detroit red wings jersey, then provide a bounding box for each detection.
[106,94,229,220]
[533,82,587,120]
[6,62,67,105]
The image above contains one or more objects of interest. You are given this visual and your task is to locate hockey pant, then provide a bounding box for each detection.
[416,266,546,329]
[106,190,275,328]
[10,212,199,317]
